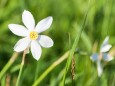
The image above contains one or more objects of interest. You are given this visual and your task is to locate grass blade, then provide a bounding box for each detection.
[61,0,91,85]
[32,51,70,86]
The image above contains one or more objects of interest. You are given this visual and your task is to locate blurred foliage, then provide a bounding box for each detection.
[0,0,115,86]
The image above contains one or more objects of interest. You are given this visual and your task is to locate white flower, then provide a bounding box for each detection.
[90,36,113,77]
[8,10,54,60]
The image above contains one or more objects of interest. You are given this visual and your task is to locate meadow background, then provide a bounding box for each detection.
[0,0,115,86]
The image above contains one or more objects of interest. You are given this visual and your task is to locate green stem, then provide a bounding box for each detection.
[34,61,39,81]
[0,52,19,80]
[61,0,90,85]
[32,51,70,86]
[16,50,26,86]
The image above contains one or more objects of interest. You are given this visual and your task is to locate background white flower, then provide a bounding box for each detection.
[8,10,54,60]
[90,36,113,77]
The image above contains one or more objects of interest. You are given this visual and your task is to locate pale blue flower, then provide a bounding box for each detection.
[90,36,113,77]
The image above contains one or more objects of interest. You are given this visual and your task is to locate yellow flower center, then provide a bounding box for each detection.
[29,31,38,40]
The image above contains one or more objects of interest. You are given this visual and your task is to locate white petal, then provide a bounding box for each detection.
[14,37,30,52]
[97,60,103,77]
[8,24,29,37]
[100,36,112,52]
[100,44,112,52]
[101,36,109,47]
[31,41,42,60]
[37,35,53,48]
[90,53,98,62]
[103,53,114,61]
[22,10,35,31]
[35,16,53,33]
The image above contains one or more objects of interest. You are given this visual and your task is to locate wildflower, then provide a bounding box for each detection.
[90,36,113,77]
[8,10,54,60]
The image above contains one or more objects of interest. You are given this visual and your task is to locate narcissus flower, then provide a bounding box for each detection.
[90,36,113,77]
[8,10,54,60]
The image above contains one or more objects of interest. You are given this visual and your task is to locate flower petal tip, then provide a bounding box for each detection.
[48,16,53,20]
[49,16,53,23]
[23,10,29,13]
[8,24,13,29]
[34,57,40,61]
[14,48,21,52]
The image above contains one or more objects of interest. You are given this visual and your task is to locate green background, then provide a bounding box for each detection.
[0,0,115,86]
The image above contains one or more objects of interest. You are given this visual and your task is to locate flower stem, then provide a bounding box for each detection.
[16,50,26,86]
[0,52,19,80]
[32,51,70,86]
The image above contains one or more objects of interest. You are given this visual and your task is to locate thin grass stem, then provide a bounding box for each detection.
[0,52,19,80]
[32,51,70,86]
[16,50,26,86]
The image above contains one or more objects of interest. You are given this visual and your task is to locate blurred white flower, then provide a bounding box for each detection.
[90,36,113,77]
[8,10,54,60]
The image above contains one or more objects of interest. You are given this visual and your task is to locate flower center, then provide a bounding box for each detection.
[29,31,38,40]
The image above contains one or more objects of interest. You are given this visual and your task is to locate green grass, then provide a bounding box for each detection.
[0,0,115,86]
